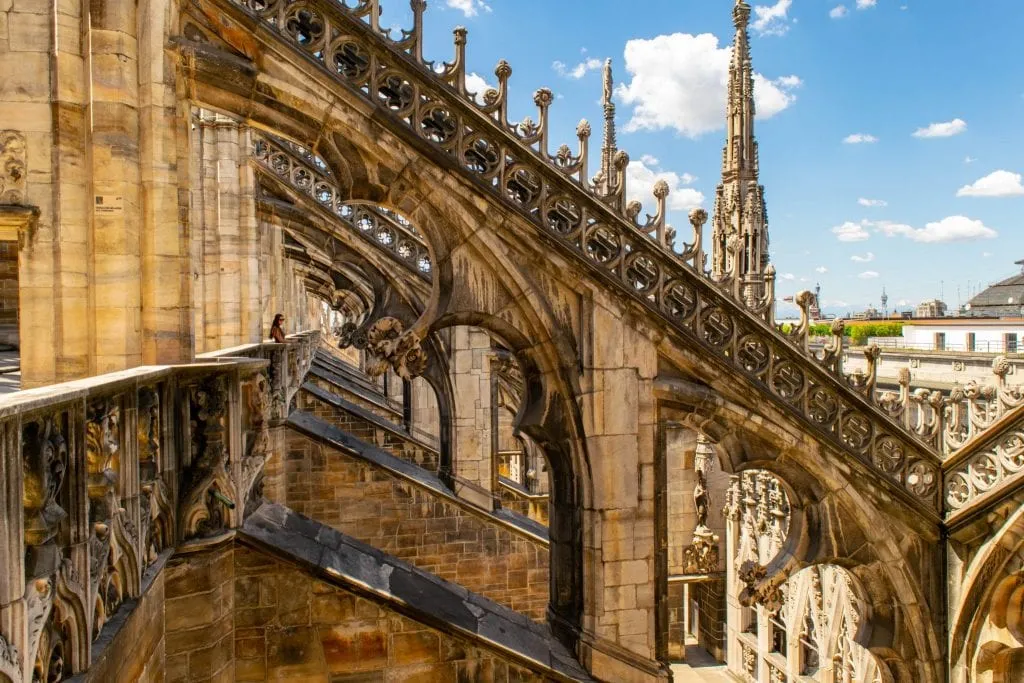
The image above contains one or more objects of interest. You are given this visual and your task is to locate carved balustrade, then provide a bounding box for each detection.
[0,331,318,682]
[252,133,432,279]
[193,0,950,512]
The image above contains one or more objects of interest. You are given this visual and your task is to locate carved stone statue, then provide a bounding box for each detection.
[694,469,710,532]
[0,130,27,204]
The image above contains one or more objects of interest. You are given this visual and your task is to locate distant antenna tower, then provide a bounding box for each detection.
[880,286,888,317]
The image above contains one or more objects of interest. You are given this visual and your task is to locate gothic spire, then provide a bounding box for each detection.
[599,58,617,194]
[711,0,771,310]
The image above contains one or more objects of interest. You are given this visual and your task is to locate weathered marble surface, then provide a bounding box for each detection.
[240,503,591,681]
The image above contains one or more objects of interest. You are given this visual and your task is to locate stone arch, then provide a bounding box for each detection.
[950,504,1024,682]
[427,308,590,644]
[654,375,943,681]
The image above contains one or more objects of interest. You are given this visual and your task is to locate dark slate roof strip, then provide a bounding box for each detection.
[301,380,439,455]
[240,504,593,682]
[286,410,549,543]
[308,363,402,417]
[493,507,549,540]
[498,475,532,497]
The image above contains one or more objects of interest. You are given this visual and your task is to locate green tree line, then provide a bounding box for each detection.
[809,322,903,345]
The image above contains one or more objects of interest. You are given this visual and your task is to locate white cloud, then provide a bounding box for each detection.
[780,272,796,280]
[752,0,793,36]
[617,33,801,138]
[983,251,993,257]
[464,72,492,104]
[965,156,977,164]
[912,118,967,138]
[625,157,704,212]
[859,270,880,279]
[446,0,491,17]
[956,170,1024,198]
[553,58,603,80]
[825,299,849,307]
[875,215,997,243]
[858,198,887,207]
[815,266,828,273]
[832,221,871,242]
[843,133,878,144]
[829,5,848,18]
[856,0,877,7]
[851,251,875,262]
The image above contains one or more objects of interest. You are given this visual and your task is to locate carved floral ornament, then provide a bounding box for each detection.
[0,130,26,204]
[22,418,68,549]
[363,316,426,379]
[217,0,955,508]
[180,375,240,541]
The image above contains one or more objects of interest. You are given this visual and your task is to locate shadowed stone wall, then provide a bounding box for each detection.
[84,570,167,682]
[163,545,237,682]
[231,544,547,682]
[275,429,549,620]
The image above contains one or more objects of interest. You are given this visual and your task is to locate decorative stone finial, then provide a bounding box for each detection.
[733,0,751,28]
[653,179,670,200]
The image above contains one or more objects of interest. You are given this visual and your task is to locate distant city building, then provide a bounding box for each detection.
[809,283,822,320]
[873,319,1024,353]
[965,259,1024,317]
[853,306,882,321]
[915,299,947,319]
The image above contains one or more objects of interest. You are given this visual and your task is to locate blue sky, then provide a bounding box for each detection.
[388,0,1024,316]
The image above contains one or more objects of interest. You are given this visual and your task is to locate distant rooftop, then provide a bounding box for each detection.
[966,261,1024,317]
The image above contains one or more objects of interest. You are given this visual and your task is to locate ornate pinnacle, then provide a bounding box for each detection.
[602,58,613,108]
[599,58,618,196]
[733,0,751,28]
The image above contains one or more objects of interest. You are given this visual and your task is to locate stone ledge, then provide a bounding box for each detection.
[313,350,382,393]
[240,503,593,682]
[309,362,402,418]
[286,410,548,544]
[301,379,439,455]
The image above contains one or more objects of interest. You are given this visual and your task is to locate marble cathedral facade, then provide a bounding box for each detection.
[0,0,1019,682]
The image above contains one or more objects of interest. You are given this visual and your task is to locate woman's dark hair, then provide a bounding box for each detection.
[271,313,284,328]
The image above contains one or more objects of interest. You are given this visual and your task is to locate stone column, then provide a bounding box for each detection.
[7,0,90,387]
[139,0,193,363]
[449,326,495,509]
[578,295,666,681]
[724,475,743,673]
[191,110,257,352]
[238,127,263,343]
[90,0,144,374]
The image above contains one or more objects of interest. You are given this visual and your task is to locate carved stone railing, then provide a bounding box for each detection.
[200,0,950,513]
[252,133,432,279]
[937,355,1024,519]
[943,410,1024,521]
[0,331,318,682]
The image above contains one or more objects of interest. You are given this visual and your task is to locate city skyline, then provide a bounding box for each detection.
[414,0,1024,315]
